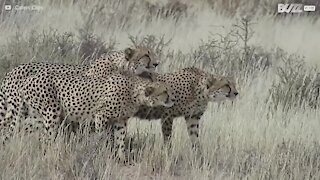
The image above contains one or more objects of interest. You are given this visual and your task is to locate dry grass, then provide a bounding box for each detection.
[0,0,320,179]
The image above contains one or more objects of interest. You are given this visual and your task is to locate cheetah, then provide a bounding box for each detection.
[16,71,173,162]
[134,67,238,148]
[0,47,159,140]
[69,67,238,148]
[48,67,239,149]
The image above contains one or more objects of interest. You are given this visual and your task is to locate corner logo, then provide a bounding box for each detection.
[3,4,44,11]
[278,3,316,13]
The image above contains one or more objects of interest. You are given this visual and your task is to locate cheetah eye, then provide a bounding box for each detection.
[225,84,231,93]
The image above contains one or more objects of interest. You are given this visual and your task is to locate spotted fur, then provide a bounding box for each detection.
[134,67,239,147]
[15,71,173,162]
[0,47,159,142]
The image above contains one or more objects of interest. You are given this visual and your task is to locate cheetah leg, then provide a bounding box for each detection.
[161,117,174,144]
[113,121,127,163]
[0,95,8,144]
[94,114,106,135]
[185,113,203,149]
[1,96,27,144]
[186,119,200,149]
[20,106,45,144]
[40,105,62,145]
[94,114,114,146]
[3,96,21,142]
[16,99,45,135]
[0,92,7,137]
[105,121,114,146]
[95,114,104,134]
[14,100,29,132]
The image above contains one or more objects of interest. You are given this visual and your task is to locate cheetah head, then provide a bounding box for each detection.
[124,46,159,75]
[203,75,239,102]
[138,83,174,107]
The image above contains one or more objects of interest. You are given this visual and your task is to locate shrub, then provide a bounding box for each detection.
[0,29,79,78]
[128,34,172,60]
[77,5,115,64]
[270,51,320,111]
[144,0,190,24]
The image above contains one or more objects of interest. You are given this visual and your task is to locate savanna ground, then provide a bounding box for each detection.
[0,0,320,179]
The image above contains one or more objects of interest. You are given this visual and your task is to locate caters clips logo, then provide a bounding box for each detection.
[4,4,43,11]
[278,3,316,13]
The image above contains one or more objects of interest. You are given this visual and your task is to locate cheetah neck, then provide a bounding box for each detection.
[104,52,132,75]
[138,72,159,82]
[132,81,152,106]
[117,57,131,74]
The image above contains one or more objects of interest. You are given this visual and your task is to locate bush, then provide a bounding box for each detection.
[0,29,79,78]
[270,51,320,111]
[0,27,115,78]
[144,1,190,24]
[77,6,115,64]
[163,18,273,80]
[129,34,172,60]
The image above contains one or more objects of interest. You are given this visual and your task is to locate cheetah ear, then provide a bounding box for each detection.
[144,86,156,97]
[206,76,218,89]
[124,48,135,60]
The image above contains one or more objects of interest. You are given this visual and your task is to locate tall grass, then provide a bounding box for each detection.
[0,0,319,179]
